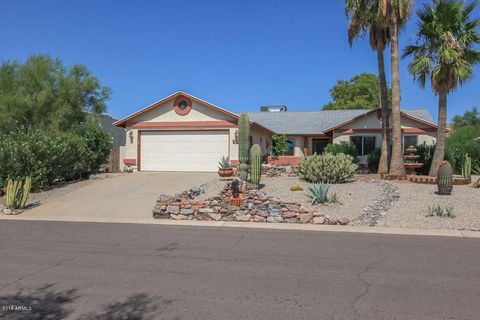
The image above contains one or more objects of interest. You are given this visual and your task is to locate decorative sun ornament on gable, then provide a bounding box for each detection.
[173,95,192,115]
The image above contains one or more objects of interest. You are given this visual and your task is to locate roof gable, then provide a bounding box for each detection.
[114,91,240,127]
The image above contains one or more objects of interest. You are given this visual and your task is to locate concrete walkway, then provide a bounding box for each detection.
[3,172,216,221]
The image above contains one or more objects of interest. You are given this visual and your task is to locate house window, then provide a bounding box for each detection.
[350,136,376,156]
[286,139,295,155]
[312,139,329,155]
[403,135,418,150]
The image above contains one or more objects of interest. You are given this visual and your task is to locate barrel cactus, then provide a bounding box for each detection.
[238,113,250,181]
[250,144,261,187]
[437,161,453,195]
[6,176,31,209]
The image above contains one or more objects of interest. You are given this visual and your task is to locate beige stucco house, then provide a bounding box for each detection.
[114,91,438,171]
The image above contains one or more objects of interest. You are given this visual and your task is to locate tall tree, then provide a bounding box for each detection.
[0,55,111,135]
[380,0,414,177]
[452,107,480,127]
[403,0,480,176]
[345,0,392,174]
[323,73,391,111]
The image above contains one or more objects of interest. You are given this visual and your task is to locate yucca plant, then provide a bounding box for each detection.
[305,183,330,205]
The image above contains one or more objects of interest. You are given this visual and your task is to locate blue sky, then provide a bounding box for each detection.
[2,0,479,122]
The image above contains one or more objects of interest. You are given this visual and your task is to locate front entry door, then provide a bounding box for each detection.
[312,139,329,155]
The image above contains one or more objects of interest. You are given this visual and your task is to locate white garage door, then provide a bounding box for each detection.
[140,130,229,172]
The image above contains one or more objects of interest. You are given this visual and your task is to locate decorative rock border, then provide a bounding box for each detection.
[230,163,299,178]
[352,181,399,226]
[152,181,349,225]
[381,174,471,185]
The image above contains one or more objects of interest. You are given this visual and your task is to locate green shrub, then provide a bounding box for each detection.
[271,134,289,157]
[415,143,435,175]
[0,123,111,191]
[324,142,358,162]
[445,125,480,173]
[368,148,381,173]
[299,153,358,183]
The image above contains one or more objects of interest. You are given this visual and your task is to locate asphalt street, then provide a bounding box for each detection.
[0,220,479,319]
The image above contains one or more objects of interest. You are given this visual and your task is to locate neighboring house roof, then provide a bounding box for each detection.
[98,114,126,148]
[247,108,435,135]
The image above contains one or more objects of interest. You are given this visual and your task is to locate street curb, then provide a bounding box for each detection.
[1,216,479,238]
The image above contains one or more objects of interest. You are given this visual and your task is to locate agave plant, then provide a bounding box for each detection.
[218,156,230,169]
[305,183,330,205]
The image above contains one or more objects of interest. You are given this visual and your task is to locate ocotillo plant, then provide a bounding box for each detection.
[6,176,31,209]
[238,113,250,181]
[250,144,261,187]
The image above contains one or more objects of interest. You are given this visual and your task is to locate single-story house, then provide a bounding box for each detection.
[114,91,438,172]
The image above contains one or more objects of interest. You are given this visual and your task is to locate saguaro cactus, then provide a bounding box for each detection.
[250,144,261,187]
[6,176,31,209]
[238,113,250,181]
[462,153,472,180]
[437,161,453,195]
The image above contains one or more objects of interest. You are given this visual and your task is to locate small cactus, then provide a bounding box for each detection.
[6,177,31,209]
[437,161,453,195]
[461,153,472,180]
[238,113,250,181]
[250,144,261,187]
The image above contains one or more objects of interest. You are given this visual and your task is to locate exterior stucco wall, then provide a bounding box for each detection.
[332,112,437,163]
[251,125,273,156]
[130,99,236,123]
[121,96,241,171]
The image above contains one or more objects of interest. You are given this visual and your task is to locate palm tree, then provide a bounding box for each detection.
[346,0,391,174]
[403,0,480,176]
[380,0,414,177]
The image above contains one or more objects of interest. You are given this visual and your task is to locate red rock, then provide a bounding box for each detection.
[286,204,300,212]
[299,212,313,224]
[253,215,267,222]
[313,216,325,224]
[235,214,251,222]
[208,213,223,221]
[338,217,350,225]
[298,205,308,213]
[170,214,188,220]
[256,210,269,218]
[282,211,297,219]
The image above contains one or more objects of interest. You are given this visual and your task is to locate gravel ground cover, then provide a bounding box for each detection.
[0,173,122,212]
[378,179,480,231]
[201,175,480,230]
[200,177,384,222]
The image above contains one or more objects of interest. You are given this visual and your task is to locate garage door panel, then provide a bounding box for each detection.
[140,131,229,172]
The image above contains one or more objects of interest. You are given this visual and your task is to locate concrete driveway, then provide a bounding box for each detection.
[10,172,216,222]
